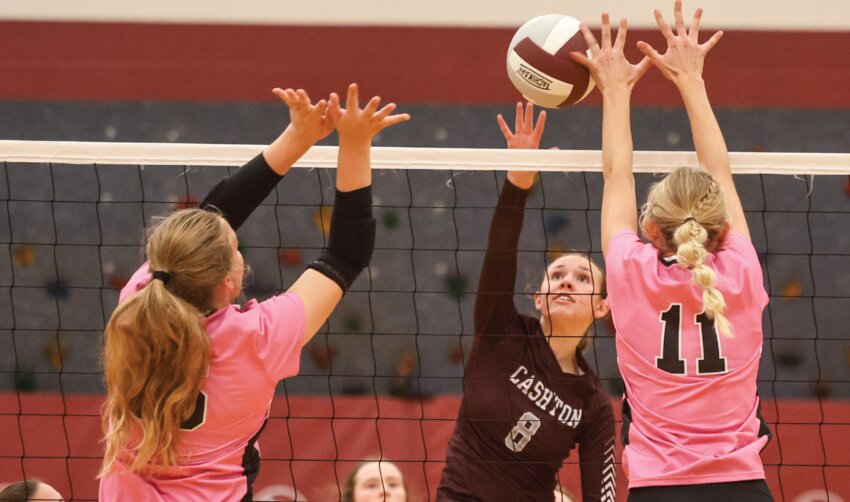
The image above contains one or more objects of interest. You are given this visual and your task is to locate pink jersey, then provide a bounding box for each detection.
[99,263,306,501]
[605,229,770,488]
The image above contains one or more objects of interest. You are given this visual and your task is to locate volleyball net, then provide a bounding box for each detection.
[1,141,849,501]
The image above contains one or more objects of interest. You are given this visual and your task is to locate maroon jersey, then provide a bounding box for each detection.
[437,180,616,502]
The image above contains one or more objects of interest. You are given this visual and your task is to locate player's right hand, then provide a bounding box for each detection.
[498,101,544,189]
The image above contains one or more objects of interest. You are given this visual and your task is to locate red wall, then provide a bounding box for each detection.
[1,393,848,501]
[2,21,850,108]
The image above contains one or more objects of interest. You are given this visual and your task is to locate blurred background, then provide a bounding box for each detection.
[1,1,849,500]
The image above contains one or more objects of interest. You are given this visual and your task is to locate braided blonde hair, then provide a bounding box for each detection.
[639,168,733,338]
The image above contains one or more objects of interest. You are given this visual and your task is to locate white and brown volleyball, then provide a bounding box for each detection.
[506,14,595,108]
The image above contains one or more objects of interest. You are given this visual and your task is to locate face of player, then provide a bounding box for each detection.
[32,483,64,501]
[222,219,244,304]
[353,462,407,502]
[534,254,607,326]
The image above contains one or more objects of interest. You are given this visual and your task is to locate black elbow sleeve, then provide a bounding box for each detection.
[307,186,376,293]
[199,153,283,230]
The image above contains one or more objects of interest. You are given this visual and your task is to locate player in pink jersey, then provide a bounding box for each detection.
[573,2,773,501]
[98,84,410,502]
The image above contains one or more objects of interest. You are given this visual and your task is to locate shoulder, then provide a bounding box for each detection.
[235,293,306,321]
[716,231,760,263]
[476,311,536,349]
[604,230,665,296]
[713,232,768,307]
[605,228,640,253]
[119,262,154,303]
[714,232,766,281]
[252,293,306,317]
[605,229,652,271]
[206,294,306,337]
[521,314,551,346]
[206,294,307,380]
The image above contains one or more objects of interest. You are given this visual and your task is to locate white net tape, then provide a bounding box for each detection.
[2,140,849,174]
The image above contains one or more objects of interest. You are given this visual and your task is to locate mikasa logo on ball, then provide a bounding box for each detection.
[517,64,552,90]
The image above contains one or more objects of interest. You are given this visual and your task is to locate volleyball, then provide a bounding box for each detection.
[506,14,595,108]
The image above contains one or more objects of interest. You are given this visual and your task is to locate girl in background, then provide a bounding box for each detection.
[342,460,409,502]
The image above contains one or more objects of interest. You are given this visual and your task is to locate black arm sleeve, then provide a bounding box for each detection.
[307,186,376,293]
[473,179,529,341]
[199,153,283,230]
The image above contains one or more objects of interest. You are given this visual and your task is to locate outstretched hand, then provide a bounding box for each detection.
[336,83,411,145]
[273,87,340,145]
[636,0,723,85]
[335,83,410,192]
[497,101,545,189]
[570,14,651,94]
[497,101,546,150]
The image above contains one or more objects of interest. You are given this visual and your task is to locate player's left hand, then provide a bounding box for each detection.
[273,87,341,146]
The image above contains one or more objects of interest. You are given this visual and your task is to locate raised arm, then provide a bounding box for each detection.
[474,103,544,338]
[288,83,410,345]
[497,102,545,190]
[637,1,747,237]
[200,88,339,229]
[572,15,651,256]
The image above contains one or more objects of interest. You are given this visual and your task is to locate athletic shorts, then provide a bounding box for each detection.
[627,479,774,502]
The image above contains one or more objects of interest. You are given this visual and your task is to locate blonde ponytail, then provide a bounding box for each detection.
[101,209,233,476]
[674,219,733,338]
[641,168,733,338]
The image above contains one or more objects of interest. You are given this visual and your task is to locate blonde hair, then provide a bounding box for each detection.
[640,167,733,338]
[100,209,233,476]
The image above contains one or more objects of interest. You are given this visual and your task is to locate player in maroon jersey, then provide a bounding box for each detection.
[436,102,616,502]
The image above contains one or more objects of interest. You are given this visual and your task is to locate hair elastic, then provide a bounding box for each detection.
[683,216,697,224]
[151,270,171,284]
